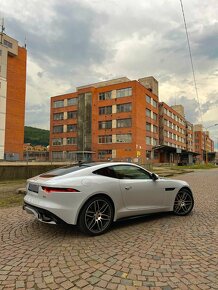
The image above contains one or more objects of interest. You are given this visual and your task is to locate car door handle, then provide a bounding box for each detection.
[125,186,132,190]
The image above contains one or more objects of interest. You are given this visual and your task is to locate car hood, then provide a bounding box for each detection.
[160,177,190,187]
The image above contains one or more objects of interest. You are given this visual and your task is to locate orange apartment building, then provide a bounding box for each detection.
[194,124,214,162]
[156,103,196,164]
[50,76,159,163]
[0,32,27,160]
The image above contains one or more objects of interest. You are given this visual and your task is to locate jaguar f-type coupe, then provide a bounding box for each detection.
[23,162,194,235]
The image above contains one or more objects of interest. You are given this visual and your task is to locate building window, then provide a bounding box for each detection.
[67,124,77,132]
[153,112,157,121]
[67,111,77,119]
[67,137,77,145]
[66,151,77,160]
[99,106,112,115]
[117,118,132,128]
[98,150,112,159]
[99,120,112,129]
[146,137,152,145]
[154,151,159,159]
[146,150,151,159]
[99,91,112,100]
[116,134,132,143]
[116,87,132,98]
[153,100,157,108]
[52,151,63,160]
[153,125,158,133]
[53,125,63,133]
[53,100,64,108]
[52,138,63,146]
[146,95,151,104]
[67,98,78,106]
[53,113,64,120]
[153,138,158,146]
[98,135,112,144]
[146,109,151,117]
[146,122,151,131]
[3,39,13,48]
[117,103,132,113]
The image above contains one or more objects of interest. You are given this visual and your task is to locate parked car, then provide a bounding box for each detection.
[23,162,194,235]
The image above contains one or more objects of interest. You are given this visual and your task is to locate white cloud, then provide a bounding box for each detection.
[1,0,217,137]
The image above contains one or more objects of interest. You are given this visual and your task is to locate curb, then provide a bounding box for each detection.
[15,188,26,195]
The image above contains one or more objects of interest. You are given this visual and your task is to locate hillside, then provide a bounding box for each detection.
[24,126,50,146]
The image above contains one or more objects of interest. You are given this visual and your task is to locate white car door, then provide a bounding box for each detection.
[111,165,166,212]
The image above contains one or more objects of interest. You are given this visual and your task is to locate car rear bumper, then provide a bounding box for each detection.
[23,202,64,224]
[23,191,86,225]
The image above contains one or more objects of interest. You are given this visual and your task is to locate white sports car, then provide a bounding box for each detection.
[23,162,194,235]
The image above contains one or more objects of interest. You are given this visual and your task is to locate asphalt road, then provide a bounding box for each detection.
[0,169,217,290]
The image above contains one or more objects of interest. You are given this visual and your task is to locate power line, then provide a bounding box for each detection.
[179,0,203,124]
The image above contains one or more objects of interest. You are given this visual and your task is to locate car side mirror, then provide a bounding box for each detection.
[151,173,159,181]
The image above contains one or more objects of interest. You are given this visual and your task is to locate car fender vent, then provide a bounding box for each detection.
[165,188,175,191]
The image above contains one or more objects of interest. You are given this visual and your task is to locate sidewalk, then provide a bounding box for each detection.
[152,166,193,177]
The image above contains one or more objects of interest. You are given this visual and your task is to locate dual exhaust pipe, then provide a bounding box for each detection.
[23,205,57,225]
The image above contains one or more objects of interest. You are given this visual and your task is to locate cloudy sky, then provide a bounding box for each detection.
[1,0,218,147]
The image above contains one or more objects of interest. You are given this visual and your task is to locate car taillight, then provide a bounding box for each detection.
[41,186,79,193]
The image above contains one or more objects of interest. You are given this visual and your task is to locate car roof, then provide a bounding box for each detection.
[39,162,147,179]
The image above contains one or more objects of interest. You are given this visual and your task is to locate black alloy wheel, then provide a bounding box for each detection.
[173,188,194,216]
[78,196,114,236]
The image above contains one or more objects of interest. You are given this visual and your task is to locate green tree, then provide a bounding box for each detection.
[24,126,49,146]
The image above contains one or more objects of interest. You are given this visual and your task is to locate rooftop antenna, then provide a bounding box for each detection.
[24,35,27,48]
[0,17,5,44]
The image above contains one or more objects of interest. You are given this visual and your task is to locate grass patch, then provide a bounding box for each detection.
[0,179,26,185]
[0,192,24,208]
[171,164,217,170]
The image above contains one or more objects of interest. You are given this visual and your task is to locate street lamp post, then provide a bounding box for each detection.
[204,124,218,165]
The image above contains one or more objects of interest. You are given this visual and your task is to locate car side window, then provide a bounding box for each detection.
[110,165,152,180]
[93,167,117,178]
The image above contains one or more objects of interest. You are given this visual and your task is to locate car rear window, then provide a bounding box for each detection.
[40,164,90,177]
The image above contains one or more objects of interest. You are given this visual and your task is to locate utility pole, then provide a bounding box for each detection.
[0,18,5,44]
[82,122,85,161]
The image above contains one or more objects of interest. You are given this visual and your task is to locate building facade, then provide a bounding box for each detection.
[50,76,159,163]
[194,124,214,162]
[50,76,215,164]
[155,103,197,164]
[0,32,27,160]
[23,143,49,161]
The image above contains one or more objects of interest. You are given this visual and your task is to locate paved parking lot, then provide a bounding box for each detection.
[0,169,217,290]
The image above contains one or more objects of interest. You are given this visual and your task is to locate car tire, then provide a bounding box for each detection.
[173,188,194,216]
[78,196,114,236]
